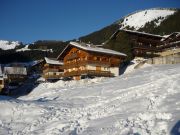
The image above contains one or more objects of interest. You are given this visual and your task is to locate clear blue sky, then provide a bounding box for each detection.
[0,0,180,43]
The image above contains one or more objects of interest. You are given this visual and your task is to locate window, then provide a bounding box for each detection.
[81,66,86,70]
[104,67,109,70]
[97,57,101,61]
[76,50,80,53]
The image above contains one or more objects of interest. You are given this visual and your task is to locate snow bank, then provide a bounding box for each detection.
[120,9,176,30]
[0,40,20,50]
[123,58,151,74]
[21,77,106,100]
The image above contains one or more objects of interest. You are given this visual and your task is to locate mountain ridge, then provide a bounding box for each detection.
[80,8,179,44]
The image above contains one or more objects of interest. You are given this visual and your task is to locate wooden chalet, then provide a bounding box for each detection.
[4,66,27,83]
[111,29,180,57]
[43,57,64,81]
[57,42,127,80]
[0,66,4,92]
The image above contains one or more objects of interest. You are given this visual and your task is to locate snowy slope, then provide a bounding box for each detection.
[16,45,31,52]
[0,64,180,135]
[0,40,20,50]
[16,45,53,52]
[120,9,176,30]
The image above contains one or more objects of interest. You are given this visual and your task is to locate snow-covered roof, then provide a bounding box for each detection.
[120,29,164,39]
[4,67,27,75]
[161,32,180,41]
[58,42,127,59]
[45,57,63,65]
[31,60,44,67]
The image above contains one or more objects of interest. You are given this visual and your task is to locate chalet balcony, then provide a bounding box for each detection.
[43,64,63,69]
[43,68,63,73]
[64,70,113,77]
[158,42,180,50]
[43,74,63,79]
[133,46,160,52]
[63,60,112,69]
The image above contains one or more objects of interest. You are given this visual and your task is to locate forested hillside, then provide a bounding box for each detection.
[0,41,68,64]
[80,8,180,62]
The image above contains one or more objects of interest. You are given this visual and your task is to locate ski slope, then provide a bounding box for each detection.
[0,64,180,135]
[120,9,176,30]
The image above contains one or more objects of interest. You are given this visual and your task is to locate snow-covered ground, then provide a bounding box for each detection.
[0,40,20,50]
[16,45,53,52]
[0,64,180,135]
[16,45,31,52]
[120,9,176,30]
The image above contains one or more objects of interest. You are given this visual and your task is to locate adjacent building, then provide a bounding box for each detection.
[4,66,27,83]
[57,42,127,80]
[43,57,64,81]
[110,29,180,57]
[0,66,4,92]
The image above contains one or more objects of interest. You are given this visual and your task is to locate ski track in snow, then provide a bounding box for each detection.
[0,64,180,135]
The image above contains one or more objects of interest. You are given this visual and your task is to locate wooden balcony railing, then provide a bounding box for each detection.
[64,70,113,77]
[43,65,63,69]
[43,68,63,73]
[133,46,159,52]
[43,74,63,79]
[63,60,113,69]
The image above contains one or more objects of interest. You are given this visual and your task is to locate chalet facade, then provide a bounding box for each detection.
[57,42,127,80]
[121,29,164,56]
[43,57,63,81]
[4,66,27,83]
[111,29,180,57]
[0,66,4,92]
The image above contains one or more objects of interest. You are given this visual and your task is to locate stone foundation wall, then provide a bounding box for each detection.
[146,53,180,64]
